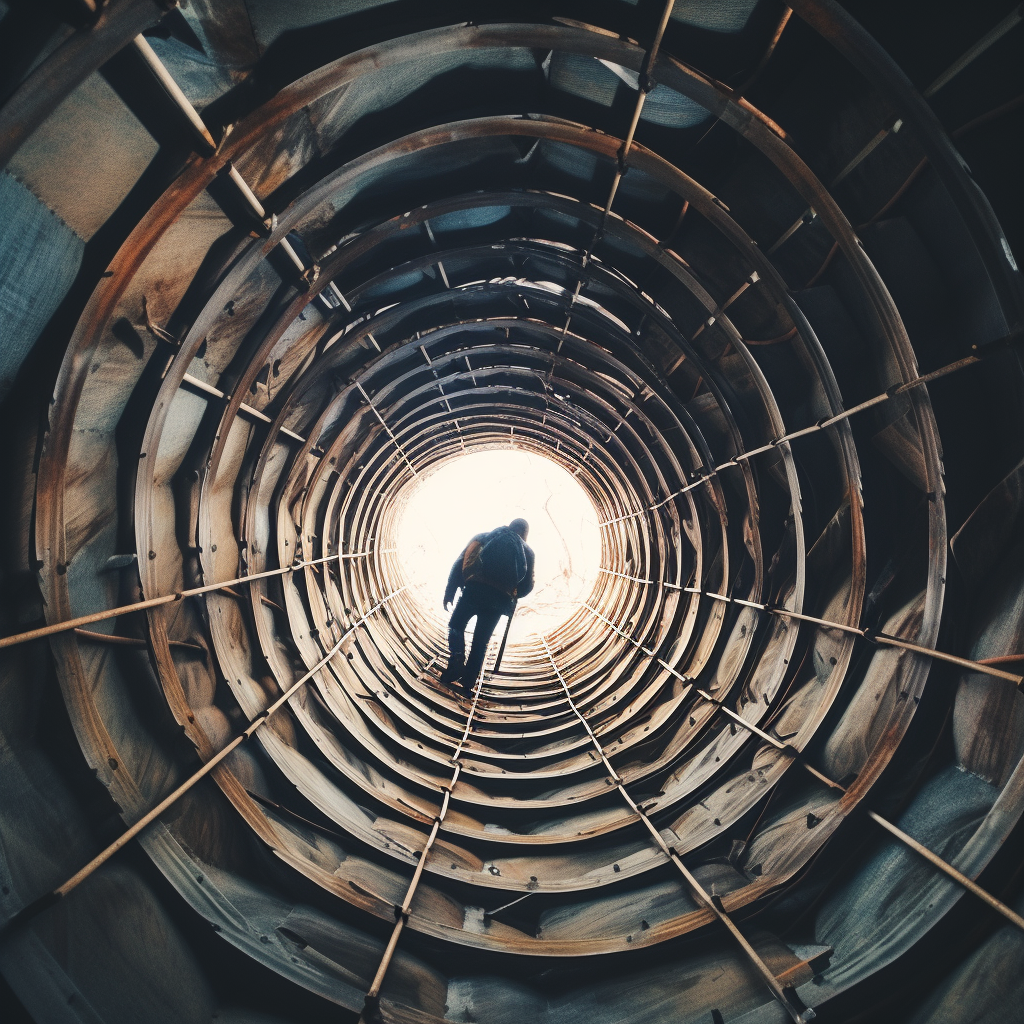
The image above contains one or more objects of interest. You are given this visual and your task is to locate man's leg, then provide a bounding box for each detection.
[461,605,504,693]
[440,592,475,685]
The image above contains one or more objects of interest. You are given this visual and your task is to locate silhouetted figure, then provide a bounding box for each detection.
[440,518,535,695]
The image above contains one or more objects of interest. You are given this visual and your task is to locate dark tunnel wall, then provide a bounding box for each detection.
[0,2,1023,1022]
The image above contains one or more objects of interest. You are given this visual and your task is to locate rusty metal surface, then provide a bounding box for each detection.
[1,5,1023,1024]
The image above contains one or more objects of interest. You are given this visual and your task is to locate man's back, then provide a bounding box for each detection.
[463,525,530,596]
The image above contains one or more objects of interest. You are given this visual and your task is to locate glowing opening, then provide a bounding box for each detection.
[396,450,601,640]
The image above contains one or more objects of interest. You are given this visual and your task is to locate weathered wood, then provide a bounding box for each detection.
[4,6,1021,1022]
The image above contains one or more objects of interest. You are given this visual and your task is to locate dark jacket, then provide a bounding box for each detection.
[444,529,535,606]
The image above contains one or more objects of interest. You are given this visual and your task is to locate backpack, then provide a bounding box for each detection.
[466,527,527,594]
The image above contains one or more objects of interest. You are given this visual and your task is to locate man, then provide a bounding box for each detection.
[440,518,535,696]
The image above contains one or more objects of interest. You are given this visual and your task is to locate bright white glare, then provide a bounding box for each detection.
[395,450,601,640]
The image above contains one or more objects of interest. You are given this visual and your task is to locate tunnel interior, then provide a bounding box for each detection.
[1,2,1023,1023]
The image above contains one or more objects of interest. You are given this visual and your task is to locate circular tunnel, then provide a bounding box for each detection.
[1,3,1023,1023]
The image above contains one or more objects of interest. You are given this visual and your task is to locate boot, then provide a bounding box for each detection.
[439,662,463,686]
[460,671,478,700]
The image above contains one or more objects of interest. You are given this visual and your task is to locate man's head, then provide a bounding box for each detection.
[509,518,529,540]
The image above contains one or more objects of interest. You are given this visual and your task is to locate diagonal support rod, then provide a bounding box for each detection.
[0,554,345,650]
[555,0,677,354]
[358,652,493,1023]
[572,599,1024,938]
[541,637,813,1023]
[1,588,407,936]
[600,349,999,529]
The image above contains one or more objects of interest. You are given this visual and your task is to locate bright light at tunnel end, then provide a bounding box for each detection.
[395,449,601,641]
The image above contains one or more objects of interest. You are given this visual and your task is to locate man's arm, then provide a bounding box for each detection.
[444,549,466,609]
[517,544,536,599]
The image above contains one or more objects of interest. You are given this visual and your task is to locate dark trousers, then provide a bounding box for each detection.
[446,583,510,688]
